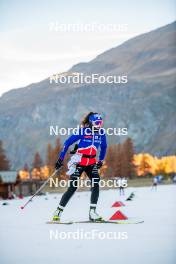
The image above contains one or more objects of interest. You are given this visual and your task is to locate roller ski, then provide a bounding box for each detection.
[47,218,144,225]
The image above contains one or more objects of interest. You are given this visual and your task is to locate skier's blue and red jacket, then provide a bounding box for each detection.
[59,127,107,166]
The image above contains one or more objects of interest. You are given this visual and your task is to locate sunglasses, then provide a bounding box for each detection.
[93,120,103,126]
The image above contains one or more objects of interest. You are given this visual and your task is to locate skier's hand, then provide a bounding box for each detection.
[97,160,103,169]
[55,158,63,170]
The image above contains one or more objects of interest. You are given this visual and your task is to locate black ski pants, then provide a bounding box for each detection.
[59,164,100,207]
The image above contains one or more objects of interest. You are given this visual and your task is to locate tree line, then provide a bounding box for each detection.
[0,138,176,179]
[0,137,135,179]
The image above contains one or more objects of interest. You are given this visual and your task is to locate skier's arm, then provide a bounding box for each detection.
[59,133,82,160]
[55,130,82,170]
[99,134,107,161]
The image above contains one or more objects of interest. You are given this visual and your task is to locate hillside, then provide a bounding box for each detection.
[0,21,176,169]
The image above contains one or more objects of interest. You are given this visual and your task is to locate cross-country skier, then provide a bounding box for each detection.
[151,176,158,191]
[52,112,107,222]
[117,177,127,196]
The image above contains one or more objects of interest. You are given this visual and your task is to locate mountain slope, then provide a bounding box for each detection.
[0,21,176,169]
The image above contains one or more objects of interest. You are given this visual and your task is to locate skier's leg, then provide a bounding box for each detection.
[86,164,100,206]
[53,166,83,220]
[86,164,102,221]
[59,166,84,207]
[59,179,78,207]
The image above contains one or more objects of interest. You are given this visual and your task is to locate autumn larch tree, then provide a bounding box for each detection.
[46,143,54,173]
[123,138,135,178]
[23,163,29,172]
[53,138,62,163]
[32,152,43,169]
[105,145,115,177]
[46,138,62,174]
[0,140,10,170]
[114,143,122,177]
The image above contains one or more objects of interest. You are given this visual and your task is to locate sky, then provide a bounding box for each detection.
[0,0,175,96]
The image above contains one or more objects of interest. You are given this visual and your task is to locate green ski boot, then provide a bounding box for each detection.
[52,208,63,222]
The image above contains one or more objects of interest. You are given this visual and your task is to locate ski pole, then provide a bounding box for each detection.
[20,169,59,210]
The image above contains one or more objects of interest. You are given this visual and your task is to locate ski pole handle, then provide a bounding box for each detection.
[20,169,59,210]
